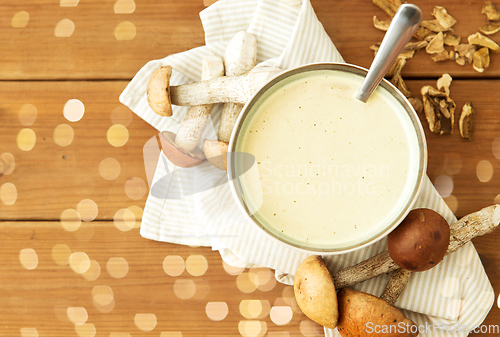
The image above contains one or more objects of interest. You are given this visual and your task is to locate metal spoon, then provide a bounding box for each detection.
[356,4,422,103]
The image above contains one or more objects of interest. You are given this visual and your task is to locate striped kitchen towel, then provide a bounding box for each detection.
[119,0,495,336]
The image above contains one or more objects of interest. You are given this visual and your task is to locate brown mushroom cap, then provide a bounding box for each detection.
[388,208,450,272]
[203,140,228,171]
[337,288,418,337]
[147,65,173,117]
[158,131,205,168]
[293,255,338,329]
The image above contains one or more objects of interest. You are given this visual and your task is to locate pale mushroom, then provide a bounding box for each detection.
[204,31,257,171]
[147,66,173,117]
[154,56,224,168]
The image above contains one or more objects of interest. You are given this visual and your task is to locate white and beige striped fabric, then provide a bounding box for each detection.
[119,0,494,335]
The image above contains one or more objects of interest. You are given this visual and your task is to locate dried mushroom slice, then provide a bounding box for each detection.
[459,102,475,140]
[421,85,456,135]
[421,20,448,33]
[405,40,429,51]
[373,0,399,17]
[443,34,461,46]
[482,1,500,21]
[473,47,490,72]
[433,6,457,30]
[480,21,500,35]
[455,57,466,66]
[373,16,391,31]
[437,73,452,96]
[468,32,500,52]
[389,58,411,97]
[426,32,445,54]
[454,44,477,63]
[415,26,435,40]
[408,97,423,114]
[432,50,449,62]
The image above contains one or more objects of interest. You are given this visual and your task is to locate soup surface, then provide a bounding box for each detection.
[235,69,420,250]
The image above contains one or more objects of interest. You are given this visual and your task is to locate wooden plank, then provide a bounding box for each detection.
[0,79,498,220]
[0,221,498,336]
[0,221,312,337]
[2,0,500,79]
[0,81,156,221]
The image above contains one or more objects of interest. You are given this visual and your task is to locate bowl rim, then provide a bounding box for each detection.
[227,62,428,255]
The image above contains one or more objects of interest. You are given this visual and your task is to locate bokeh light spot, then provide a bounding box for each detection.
[114,21,136,40]
[223,261,245,275]
[240,300,265,319]
[477,160,494,183]
[53,124,74,146]
[20,328,38,337]
[113,208,135,231]
[55,19,75,37]
[163,255,185,277]
[82,260,101,281]
[52,244,72,266]
[160,333,183,337]
[75,323,96,337]
[92,286,114,306]
[67,307,88,325]
[0,183,17,205]
[173,279,196,300]
[69,252,91,274]
[124,177,147,200]
[12,11,29,28]
[107,257,129,278]
[107,124,129,147]
[434,175,453,198]
[127,205,143,228]
[0,153,15,175]
[99,157,121,180]
[443,195,458,214]
[19,248,38,270]
[19,104,37,126]
[300,320,323,336]
[270,306,293,325]
[493,138,500,159]
[186,255,208,276]
[238,321,267,337]
[60,209,82,232]
[77,199,98,222]
[236,272,258,293]
[114,0,136,13]
[134,314,157,331]
[60,0,79,6]
[64,99,85,122]
[17,128,36,151]
[206,302,228,321]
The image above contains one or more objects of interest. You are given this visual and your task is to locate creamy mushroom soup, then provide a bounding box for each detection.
[233,69,421,251]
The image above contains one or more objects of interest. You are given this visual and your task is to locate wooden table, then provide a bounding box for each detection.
[0,0,499,336]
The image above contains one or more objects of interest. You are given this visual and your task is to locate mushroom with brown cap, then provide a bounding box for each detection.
[150,55,225,168]
[293,255,338,329]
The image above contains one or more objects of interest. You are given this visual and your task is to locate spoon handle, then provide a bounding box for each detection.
[356,4,422,103]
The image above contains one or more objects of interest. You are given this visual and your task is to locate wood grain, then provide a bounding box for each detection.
[1,0,499,335]
[2,0,500,79]
[1,79,498,219]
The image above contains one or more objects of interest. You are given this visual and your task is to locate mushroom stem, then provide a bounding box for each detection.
[170,66,281,107]
[333,205,500,289]
[175,55,225,152]
[217,31,257,144]
[379,268,413,305]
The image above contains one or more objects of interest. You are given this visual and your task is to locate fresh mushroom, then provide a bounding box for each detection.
[387,208,450,272]
[333,205,500,289]
[155,56,224,168]
[293,255,338,329]
[203,31,257,170]
[337,269,418,337]
[174,56,225,152]
[148,65,281,113]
